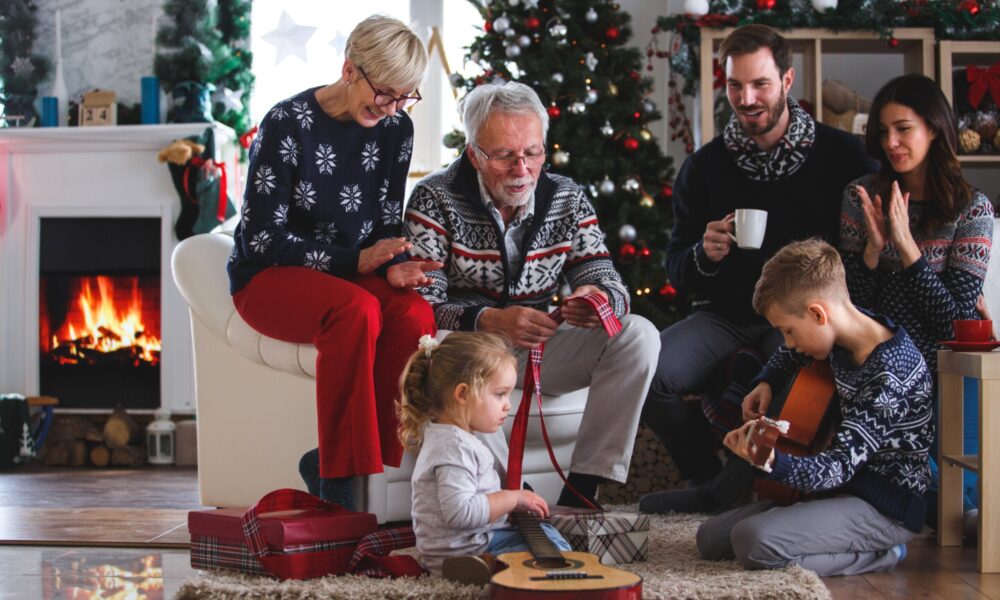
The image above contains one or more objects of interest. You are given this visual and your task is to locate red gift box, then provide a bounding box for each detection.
[189,488,377,579]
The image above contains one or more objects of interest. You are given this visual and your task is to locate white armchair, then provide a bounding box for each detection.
[171,232,588,522]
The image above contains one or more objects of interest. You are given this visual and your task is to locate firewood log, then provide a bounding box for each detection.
[49,416,103,444]
[68,440,87,467]
[110,445,145,467]
[89,444,110,468]
[103,408,139,449]
[40,440,70,466]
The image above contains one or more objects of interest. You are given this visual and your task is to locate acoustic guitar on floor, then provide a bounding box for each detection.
[490,511,642,599]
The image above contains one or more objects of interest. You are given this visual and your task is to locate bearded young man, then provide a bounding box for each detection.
[639,25,878,515]
[403,81,660,508]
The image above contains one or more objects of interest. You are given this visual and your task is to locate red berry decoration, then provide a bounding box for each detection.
[619,243,637,262]
[547,104,561,119]
[629,71,640,80]
[623,137,639,152]
[659,283,678,301]
[639,246,652,261]
[958,0,980,14]
[525,16,541,29]
[632,111,642,121]
[484,20,493,33]
[605,26,620,41]
[756,0,776,9]
[661,184,673,199]
[888,37,900,48]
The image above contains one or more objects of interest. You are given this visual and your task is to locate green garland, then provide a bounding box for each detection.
[0,0,50,125]
[656,0,1000,98]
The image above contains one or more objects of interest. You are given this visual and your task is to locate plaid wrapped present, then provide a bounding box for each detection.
[188,489,377,579]
[549,508,650,565]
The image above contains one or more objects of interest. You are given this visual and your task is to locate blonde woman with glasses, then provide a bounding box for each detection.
[228,15,441,509]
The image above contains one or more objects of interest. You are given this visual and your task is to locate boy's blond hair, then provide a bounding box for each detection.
[397,332,516,452]
[752,239,849,316]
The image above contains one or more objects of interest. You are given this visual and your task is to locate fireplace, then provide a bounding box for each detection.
[38,218,161,409]
[0,124,240,414]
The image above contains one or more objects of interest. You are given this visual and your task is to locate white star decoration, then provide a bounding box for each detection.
[522,0,540,8]
[262,11,317,65]
[214,87,244,113]
[329,31,348,54]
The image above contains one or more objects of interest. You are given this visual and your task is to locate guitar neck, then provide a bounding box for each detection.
[509,511,565,567]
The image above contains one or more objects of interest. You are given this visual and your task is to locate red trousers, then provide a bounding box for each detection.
[233,266,435,478]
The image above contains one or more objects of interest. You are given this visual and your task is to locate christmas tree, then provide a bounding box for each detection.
[215,0,255,139]
[0,0,50,125]
[154,0,232,117]
[452,0,681,329]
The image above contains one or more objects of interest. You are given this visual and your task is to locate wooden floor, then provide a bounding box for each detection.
[0,466,997,598]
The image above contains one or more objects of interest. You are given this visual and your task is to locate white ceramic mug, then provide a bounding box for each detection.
[728,209,768,249]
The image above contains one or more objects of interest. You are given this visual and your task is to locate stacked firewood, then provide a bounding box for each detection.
[600,424,683,504]
[39,408,145,467]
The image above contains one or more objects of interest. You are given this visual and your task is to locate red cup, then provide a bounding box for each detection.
[952,319,993,342]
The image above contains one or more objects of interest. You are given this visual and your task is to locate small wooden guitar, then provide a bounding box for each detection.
[490,511,642,600]
[747,359,838,505]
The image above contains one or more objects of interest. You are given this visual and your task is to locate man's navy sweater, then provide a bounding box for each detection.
[665,123,877,324]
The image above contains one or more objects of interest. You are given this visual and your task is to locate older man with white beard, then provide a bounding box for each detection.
[403,81,659,508]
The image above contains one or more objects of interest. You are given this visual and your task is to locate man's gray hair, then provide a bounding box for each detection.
[461,81,549,149]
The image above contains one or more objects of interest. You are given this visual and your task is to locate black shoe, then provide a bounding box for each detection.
[639,485,717,514]
[298,448,320,497]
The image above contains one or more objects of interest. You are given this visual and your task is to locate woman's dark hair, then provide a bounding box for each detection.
[718,24,792,76]
[864,74,972,234]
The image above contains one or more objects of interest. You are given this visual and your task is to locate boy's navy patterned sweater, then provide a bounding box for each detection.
[839,174,994,373]
[754,313,934,532]
[228,87,414,294]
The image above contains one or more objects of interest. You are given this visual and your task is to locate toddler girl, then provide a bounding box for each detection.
[398,332,571,577]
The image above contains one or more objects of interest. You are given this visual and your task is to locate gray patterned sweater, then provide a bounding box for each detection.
[755,313,934,532]
[403,153,629,331]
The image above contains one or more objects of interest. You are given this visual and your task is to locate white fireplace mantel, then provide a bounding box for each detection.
[0,123,240,414]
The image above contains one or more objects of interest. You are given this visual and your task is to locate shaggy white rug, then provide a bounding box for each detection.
[175,512,831,600]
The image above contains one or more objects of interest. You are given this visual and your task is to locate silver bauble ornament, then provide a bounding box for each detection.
[493,15,511,32]
[548,21,568,38]
[683,0,710,16]
[551,72,564,84]
[448,73,465,88]
[518,35,531,48]
[552,149,570,167]
[585,88,599,104]
[811,0,837,11]
[569,101,586,115]
[585,7,599,22]
[598,177,616,196]
[504,28,517,38]
[600,121,614,137]
[618,224,637,242]
[642,99,657,114]
[623,178,641,194]
[509,0,520,5]
[505,44,522,59]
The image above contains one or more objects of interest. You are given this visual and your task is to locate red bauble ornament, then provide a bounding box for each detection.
[619,243,637,261]
[629,71,640,80]
[605,26,620,41]
[484,20,493,33]
[659,283,678,301]
[888,37,900,48]
[756,0,776,9]
[623,137,640,152]
[525,16,541,29]
[661,184,673,199]
[632,111,642,121]
[958,0,980,14]
[639,246,652,261]
[547,105,561,119]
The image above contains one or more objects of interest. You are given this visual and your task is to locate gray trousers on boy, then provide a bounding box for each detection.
[697,495,915,576]
[476,314,660,484]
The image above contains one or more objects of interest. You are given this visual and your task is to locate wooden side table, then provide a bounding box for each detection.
[937,349,1000,572]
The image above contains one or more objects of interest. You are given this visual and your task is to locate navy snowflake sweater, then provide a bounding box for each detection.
[754,313,934,532]
[228,87,414,294]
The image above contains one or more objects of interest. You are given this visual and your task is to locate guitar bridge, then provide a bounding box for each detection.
[529,571,604,581]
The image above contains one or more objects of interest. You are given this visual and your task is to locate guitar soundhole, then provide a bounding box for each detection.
[525,557,579,570]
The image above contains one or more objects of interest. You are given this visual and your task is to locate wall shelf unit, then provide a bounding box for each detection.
[938,40,1000,165]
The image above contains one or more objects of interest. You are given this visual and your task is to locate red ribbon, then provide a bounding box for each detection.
[505,294,622,511]
[239,125,259,149]
[183,156,228,223]
[966,62,1000,109]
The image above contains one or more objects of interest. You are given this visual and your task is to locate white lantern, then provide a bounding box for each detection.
[146,408,176,465]
[684,0,710,16]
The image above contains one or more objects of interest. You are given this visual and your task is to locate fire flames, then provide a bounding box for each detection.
[45,554,163,599]
[48,276,161,367]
